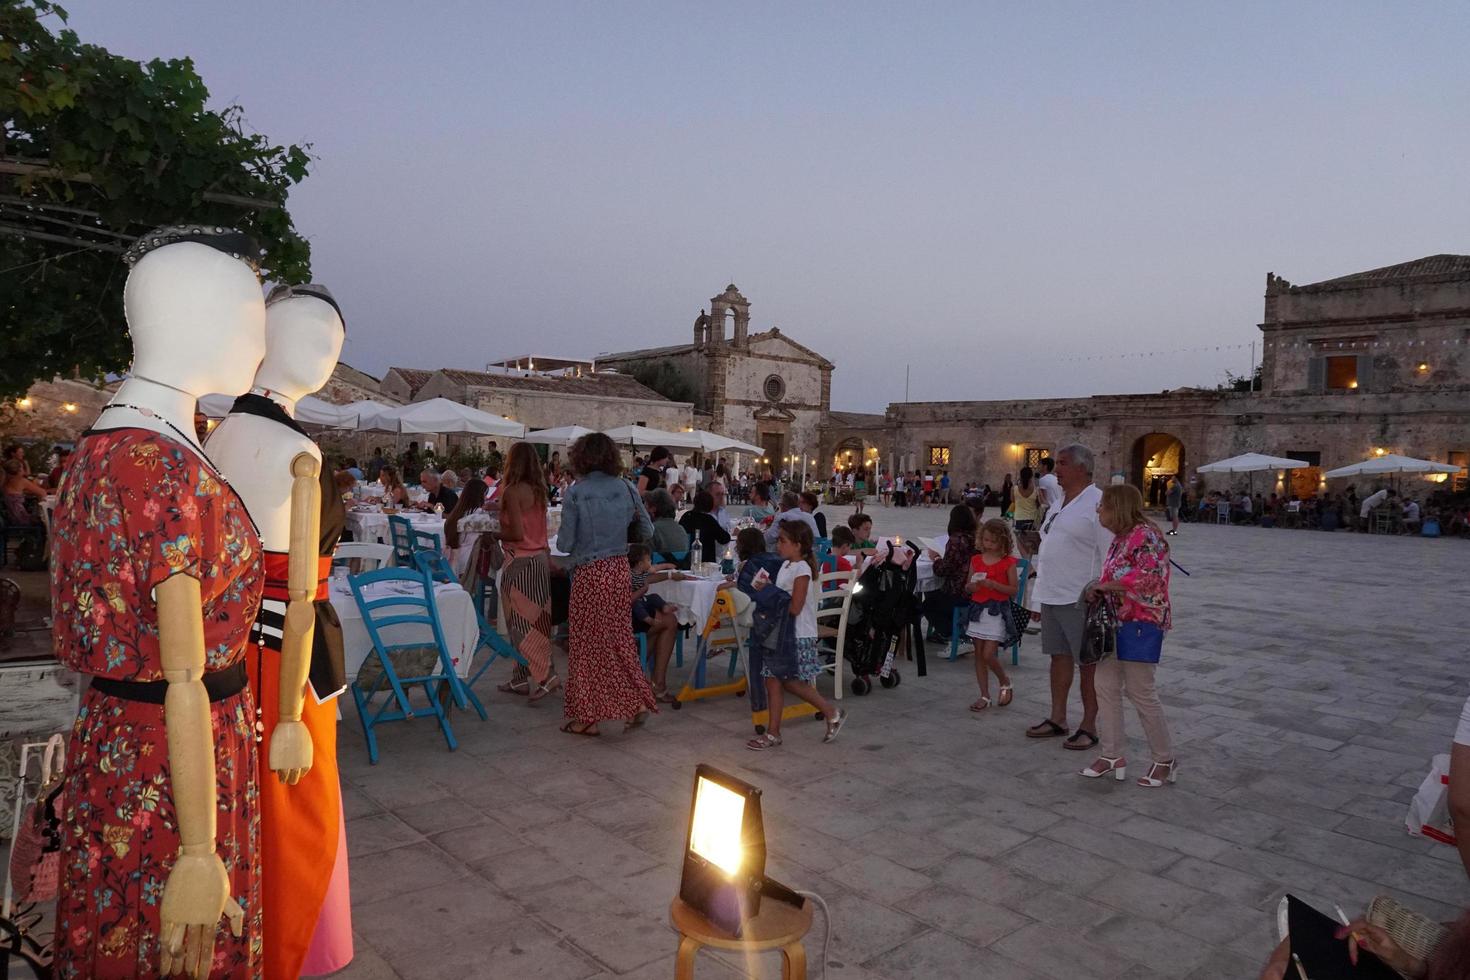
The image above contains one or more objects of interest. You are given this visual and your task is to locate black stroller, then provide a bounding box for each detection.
[842,541,926,695]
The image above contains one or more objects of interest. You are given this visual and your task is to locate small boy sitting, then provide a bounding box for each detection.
[629,543,681,634]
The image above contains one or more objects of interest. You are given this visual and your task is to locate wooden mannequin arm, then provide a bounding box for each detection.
[270,452,320,786]
[157,573,243,977]
[158,573,216,856]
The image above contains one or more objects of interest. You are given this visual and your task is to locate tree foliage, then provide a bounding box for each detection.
[626,359,698,405]
[0,0,314,398]
[1217,364,1263,393]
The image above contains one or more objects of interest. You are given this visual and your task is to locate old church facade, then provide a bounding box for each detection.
[596,284,833,468]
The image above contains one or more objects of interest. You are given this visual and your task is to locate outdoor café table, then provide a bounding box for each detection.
[329,575,479,683]
[344,507,445,549]
[648,568,725,637]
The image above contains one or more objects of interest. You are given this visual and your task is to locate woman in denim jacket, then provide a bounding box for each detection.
[556,433,659,736]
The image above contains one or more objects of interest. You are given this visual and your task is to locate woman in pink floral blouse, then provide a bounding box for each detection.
[1079,484,1177,789]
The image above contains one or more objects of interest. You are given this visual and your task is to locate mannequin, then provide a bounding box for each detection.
[49,227,267,978]
[205,283,353,979]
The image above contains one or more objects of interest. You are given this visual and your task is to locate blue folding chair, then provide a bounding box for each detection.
[347,566,461,764]
[387,515,415,566]
[948,557,1030,666]
[815,537,834,573]
[412,550,525,714]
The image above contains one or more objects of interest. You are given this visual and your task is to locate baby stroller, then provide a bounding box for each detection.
[843,541,925,695]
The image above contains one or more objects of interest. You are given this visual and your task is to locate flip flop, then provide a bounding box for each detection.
[498,679,530,695]
[559,720,600,738]
[1064,728,1099,750]
[1026,719,1067,738]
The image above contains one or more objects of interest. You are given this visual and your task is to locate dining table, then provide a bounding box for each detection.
[344,507,445,551]
[647,567,727,638]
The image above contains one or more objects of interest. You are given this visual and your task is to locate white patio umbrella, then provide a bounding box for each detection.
[525,424,596,447]
[690,430,762,454]
[601,424,703,450]
[1196,453,1312,474]
[342,399,403,431]
[1323,453,1461,479]
[371,397,526,438]
[1197,452,1312,494]
[198,393,360,428]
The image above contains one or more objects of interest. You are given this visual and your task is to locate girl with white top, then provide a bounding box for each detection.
[746,520,847,750]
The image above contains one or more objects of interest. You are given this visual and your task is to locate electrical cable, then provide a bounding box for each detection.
[797,890,832,979]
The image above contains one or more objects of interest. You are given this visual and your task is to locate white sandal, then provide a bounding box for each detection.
[1136,760,1178,788]
[997,684,1013,707]
[1080,757,1127,781]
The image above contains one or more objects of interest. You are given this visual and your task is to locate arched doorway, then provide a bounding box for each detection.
[1131,433,1186,506]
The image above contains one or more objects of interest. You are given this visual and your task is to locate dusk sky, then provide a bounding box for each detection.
[63,2,1470,412]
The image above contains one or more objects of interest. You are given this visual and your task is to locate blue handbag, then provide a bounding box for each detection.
[1115,621,1163,664]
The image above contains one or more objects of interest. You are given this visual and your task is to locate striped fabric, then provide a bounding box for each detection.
[504,551,555,685]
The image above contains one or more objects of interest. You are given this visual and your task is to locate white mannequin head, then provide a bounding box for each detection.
[255,288,346,401]
[123,241,266,396]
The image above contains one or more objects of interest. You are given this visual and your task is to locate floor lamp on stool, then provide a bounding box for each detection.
[671,765,815,979]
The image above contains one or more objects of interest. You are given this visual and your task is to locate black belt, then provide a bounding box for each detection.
[90,661,248,705]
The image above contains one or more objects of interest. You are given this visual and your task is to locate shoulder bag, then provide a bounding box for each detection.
[1115,620,1164,663]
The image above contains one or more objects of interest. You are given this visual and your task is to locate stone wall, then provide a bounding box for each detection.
[874,386,1470,495]
[0,378,115,447]
[1261,268,1470,395]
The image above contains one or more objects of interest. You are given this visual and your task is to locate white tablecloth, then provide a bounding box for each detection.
[345,509,445,550]
[648,572,725,637]
[330,579,479,681]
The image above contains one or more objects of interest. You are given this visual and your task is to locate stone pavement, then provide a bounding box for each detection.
[331,510,1470,980]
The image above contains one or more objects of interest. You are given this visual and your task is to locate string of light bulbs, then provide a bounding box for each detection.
[1057,335,1468,363]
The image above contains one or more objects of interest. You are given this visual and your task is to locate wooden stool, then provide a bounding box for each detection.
[669,896,814,980]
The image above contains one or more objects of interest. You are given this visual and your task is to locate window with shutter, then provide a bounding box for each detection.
[1306,357,1326,392]
[1324,355,1358,390]
[1355,354,1374,392]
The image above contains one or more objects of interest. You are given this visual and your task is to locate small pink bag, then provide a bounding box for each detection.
[8,735,64,905]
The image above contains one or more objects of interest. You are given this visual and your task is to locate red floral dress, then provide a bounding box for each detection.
[50,428,264,979]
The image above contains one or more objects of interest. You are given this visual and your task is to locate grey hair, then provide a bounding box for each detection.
[648,487,677,519]
[1056,443,1095,474]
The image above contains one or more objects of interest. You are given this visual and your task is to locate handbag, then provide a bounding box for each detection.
[1080,594,1117,665]
[1115,620,1164,664]
[625,481,649,545]
[9,734,65,906]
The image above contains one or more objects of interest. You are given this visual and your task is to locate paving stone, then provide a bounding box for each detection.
[828,852,935,903]
[992,921,1140,980]
[1087,868,1210,921]
[320,515,1467,979]
[1086,914,1214,976]
[865,931,1048,980]
[901,885,1034,948]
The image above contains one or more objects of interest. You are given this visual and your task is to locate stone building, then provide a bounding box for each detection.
[822,255,1470,499]
[595,284,833,467]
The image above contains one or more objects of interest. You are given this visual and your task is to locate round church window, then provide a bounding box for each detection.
[763,374,785,402]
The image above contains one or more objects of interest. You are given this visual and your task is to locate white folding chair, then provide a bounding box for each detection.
[1215,500,1229,525]
[815,567,858,701]
[333,541,395,573]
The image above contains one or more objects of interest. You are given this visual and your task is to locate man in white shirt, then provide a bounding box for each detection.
[764,490,820,549]
[1027,444,1114,749]
[682,461,700,497]
[1358,486,1392,530]
[1036,456,1064,518]
[710,481,732,532]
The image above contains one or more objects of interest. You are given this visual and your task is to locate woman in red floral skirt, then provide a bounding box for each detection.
[556,433,658,736]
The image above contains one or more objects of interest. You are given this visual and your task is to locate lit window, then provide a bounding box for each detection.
[1325,356,1357,390]
[929,446,950,467]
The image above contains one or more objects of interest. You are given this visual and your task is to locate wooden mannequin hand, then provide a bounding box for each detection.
[160,848,244,978]
[269,718,314,785]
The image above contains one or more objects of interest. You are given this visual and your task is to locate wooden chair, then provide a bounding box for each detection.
[815,567,857,701]
[333,541,394,573]
[347,565,461,764]
[387,515,415,565]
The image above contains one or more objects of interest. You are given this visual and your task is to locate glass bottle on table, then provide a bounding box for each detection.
[690,537,703,574]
